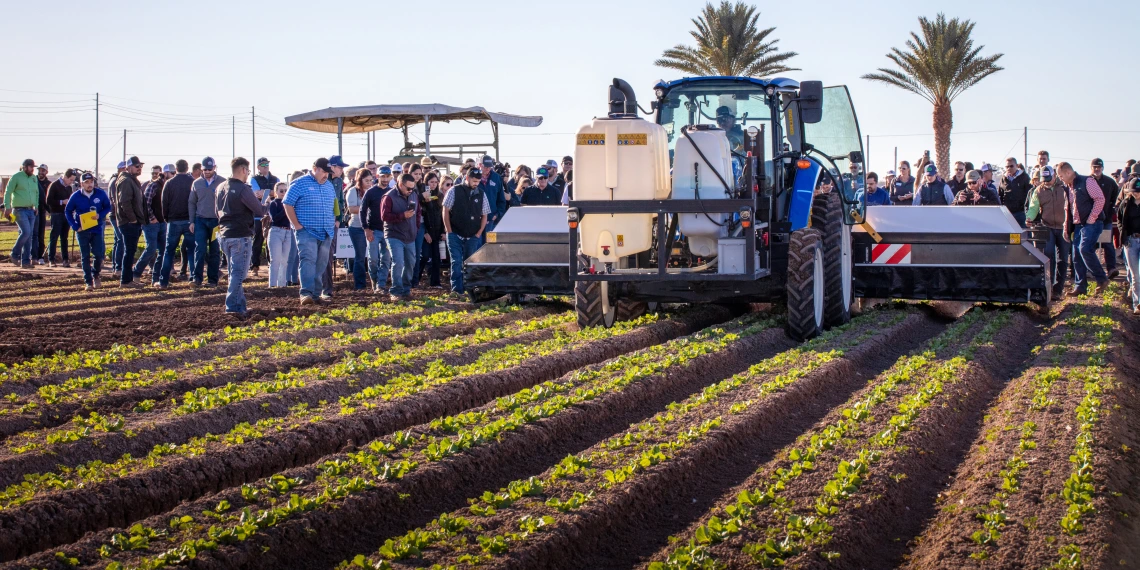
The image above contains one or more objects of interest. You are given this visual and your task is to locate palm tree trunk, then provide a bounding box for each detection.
[932,100,953,177]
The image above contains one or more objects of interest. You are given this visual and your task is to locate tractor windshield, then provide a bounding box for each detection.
[803,86,865,212]
[657,83,774,172]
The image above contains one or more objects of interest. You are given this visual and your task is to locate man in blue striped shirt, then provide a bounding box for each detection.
[284,158,337,304]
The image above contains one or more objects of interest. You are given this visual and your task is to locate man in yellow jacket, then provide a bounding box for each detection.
[4,159,40,268]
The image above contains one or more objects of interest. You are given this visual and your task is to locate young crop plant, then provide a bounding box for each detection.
[651,309,1013,569]
[333,310,911,569]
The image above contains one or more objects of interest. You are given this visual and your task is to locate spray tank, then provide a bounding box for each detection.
[573,79,671,264]
[672,125,733,257]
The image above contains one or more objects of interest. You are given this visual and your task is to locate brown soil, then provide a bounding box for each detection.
[0,309,731,563]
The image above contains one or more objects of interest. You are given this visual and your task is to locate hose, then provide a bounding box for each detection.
[681,127,731,228]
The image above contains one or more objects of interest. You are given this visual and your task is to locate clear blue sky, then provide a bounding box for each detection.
[1,0,1136,178]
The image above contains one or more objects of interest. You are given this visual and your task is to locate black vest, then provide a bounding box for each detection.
[450,186,485,238]
[920,182,949,206]
[1072,174,1105,224]
[253,173,279,194]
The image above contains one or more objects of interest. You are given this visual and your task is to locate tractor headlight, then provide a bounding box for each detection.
[654,87,665,99]
[567,208,579,222]
[766,86,776,96]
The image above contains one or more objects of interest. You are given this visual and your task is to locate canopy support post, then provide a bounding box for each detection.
[336,117,343,156]
[492,121,500,160]
[424,115,432,156]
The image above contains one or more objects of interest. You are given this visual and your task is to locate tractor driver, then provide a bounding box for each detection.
[715,106,745,152]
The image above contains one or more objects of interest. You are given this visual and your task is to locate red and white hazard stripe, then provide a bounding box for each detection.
[870,243,912,264]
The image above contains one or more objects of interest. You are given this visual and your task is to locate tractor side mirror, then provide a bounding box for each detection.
[799,81,824,124]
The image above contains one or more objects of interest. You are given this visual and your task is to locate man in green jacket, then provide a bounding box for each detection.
[4,159,40,267]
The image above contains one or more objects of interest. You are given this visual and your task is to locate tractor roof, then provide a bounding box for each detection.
[654,76,800,92]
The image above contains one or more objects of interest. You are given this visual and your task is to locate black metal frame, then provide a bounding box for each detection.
[567,199,767,282]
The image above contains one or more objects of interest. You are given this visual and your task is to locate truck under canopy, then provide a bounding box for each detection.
[852,205,1051,305]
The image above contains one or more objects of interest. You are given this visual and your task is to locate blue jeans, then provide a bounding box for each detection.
[49,212,70,263]
[366,231,391,291]
[387,237,416,296]
[219,237,252,313]
[1124,236,1140,310]
[1099,242,1117,272]
[134,222,166,281]
[347,227,369,290]
[295,230,333,299]
[1073,222,1107,292]
[192,218,221,285]
[109,217,123,271]
[411,223,425,287]
[159,221,195,286]
[1012,211,1027,228]
[417,233,442,287]
[447,233,481,294]
[117,223,142,284]
[1043,227,1070,291]
[267,227,295,287]
[76,226,105,286]
[10,208,35,265]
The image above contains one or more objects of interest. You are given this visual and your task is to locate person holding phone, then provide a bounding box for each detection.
[890,161,916,205]
[953,169,1000,206]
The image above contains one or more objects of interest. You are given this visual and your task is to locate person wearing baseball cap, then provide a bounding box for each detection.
[157,160,196,288]
[1089,158,1121,279]
[4,159,41,268]
[442,166,491,295]
[32,164,51,265]
[323,155,350,299]
[953,169,1000,206]
[249,157,279,277]
[521,167,561,205]
[187,157,225,287]
[1119,163,1140,314]
[912,164,954,206]
[283,157,339,304]
[111,157,147,287]
[46,169,79,267]
[1026,165,1070,296]
[479,155,506,237]
[65,172,112,290]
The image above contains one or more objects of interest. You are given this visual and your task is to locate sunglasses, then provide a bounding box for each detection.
[968,180,980,185]
[955,168,965,172]
[203,168,215,172]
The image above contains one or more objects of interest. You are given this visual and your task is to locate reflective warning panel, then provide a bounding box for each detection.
[870,243,912,264]
[577,134,605,146]
[616,134,647,146]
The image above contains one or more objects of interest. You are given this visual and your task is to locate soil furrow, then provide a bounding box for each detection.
[0,309,731,563]
[0,304,535,437]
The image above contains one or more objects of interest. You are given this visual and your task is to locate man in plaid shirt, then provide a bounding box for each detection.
[1058,162,1108,296]
[283,157,337,305]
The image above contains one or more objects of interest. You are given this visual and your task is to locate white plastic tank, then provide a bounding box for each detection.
[672,126,733,257]
[574,116,670,262]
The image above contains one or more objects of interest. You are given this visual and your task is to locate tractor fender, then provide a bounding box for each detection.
[789,161,820,232]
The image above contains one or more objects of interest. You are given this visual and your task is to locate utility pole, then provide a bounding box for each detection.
[1023,126,1028,169]
[251,106,256,164]
[95,93,99,180]
[123,129,127,163]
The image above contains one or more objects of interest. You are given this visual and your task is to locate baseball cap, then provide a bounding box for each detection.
[162,164,175,173]
[81,172,95,182]
[37,164,48,170]
[116,161,127,170]
[545,159,558,169]
[257,157,270,167]
[378,165,392,175]
[1091,158,1104,168]
[886,169,896,177]
[562,155,573,164]
[980,163,993,173]
[391,163,403,173]
[125,156,144,167]
[312,157,333,172]
[21,159,35,168]
[924,164,937,175]
[202,157,216,170]
[1040,165,1055,182]
[467,167,482,178]
[481,155,494,168]
[328,155,349,168]
[715,105,734,117]
[966,170,982,182]
[536,167,549,178]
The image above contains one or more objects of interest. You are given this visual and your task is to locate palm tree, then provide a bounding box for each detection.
[655,1,798,78]
[863,13,1003,175]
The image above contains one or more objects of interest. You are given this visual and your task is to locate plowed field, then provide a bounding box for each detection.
[0,271,1137,570]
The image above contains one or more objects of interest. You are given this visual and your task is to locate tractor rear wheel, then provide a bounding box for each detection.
[811,192,852,327]
[574,254,616,329]
[786,228,825,341]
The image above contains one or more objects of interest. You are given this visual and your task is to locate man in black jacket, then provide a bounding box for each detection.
[521,167,562,205]
[114,157,146,287]
[45,169,76,267]
[1089,158,1121,279]
[215,157,266,316]
[33,164,50,264]
[998,157,1032,227]
[157,160,195,288]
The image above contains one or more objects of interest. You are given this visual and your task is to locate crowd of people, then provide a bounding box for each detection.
[848,150,1140,314]
[3,152,575,316]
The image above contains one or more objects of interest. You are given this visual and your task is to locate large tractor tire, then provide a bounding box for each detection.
[786,227,826,341]
[810,192,853,327]
[574,253,615,329]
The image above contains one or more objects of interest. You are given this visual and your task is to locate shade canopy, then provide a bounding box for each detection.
[284,104,543,134]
